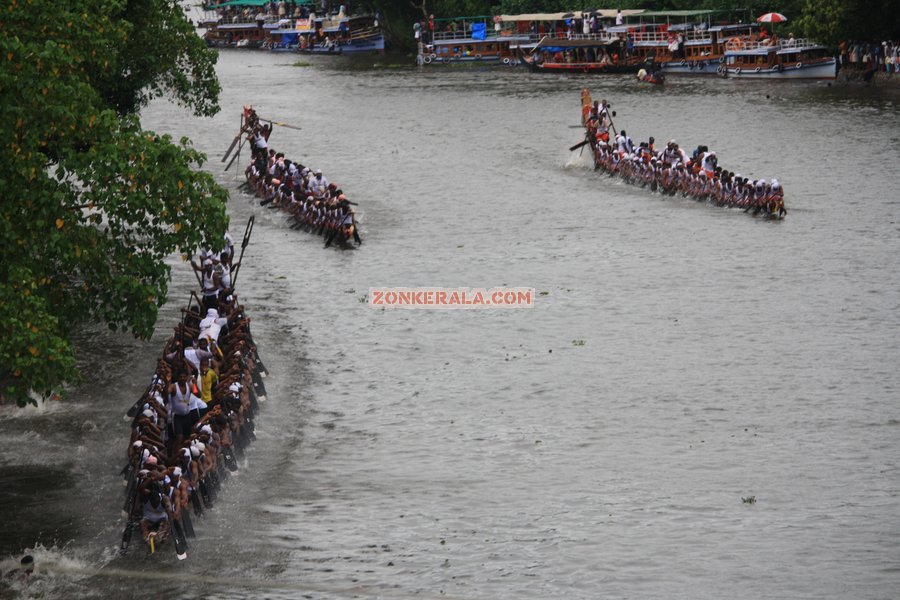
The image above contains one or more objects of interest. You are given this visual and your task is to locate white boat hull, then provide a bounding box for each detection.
[659,60,721,75]
[719,59,837,79]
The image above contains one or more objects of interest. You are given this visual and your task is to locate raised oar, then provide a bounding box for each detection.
[258,117,301,131]
[229,216,255,289]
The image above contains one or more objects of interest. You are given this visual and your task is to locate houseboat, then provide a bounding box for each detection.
[269,14,384,53]
[199,1,383,53]
[626,19,760,75]
[719,37,837,79]
[199,3,271,49]
[417,16,527,65]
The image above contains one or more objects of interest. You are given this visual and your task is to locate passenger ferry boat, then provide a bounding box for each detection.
[198,7,269,48]
[626,20,760,75]
[719,37,837,79]
[417,16,527,65]
[269,14,384,53]
[416,11,640,67]
[199,3,383,53]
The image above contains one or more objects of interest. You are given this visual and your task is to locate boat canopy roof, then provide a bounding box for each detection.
[638,10,715,18]
[498,10,643,22]
[433,15,493,22]
[708,23,758,32]
[212,0,315,6]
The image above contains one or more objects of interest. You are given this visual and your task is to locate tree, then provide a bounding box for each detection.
[0,0,229,406]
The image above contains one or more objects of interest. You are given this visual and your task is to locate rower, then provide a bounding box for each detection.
[139,481,172,545]
[189,258,219,313]
[615,130,634,154]
[309,169,329,199]
[701,150,717,176]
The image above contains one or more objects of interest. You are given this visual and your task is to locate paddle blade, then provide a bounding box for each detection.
[569,140,589,152]
[172,520,189,559]
[221,133,242,163]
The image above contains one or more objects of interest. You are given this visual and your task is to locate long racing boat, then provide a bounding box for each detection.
[576,89,787,219]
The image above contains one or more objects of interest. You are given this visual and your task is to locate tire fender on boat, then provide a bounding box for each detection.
[430,53,437,59]
[755,66,761,73]
[716,65,723,74]
[475,54,482,59]
[423,55,432,64]
[796,61,802,69]
[680,60,686,66]
[719,56,725,64]
[502,57,510,65]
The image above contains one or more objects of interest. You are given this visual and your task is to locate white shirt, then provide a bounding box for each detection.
[309,175,329,197]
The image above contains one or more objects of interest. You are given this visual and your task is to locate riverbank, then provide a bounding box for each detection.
[836,66,900,86]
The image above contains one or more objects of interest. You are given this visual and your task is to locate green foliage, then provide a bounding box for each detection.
[0,0,228,405]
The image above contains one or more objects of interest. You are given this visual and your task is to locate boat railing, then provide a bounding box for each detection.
[777,38,820,50]
[546,32,618,42]
[732,39,780,51]
[196,10,221,25]
[431,30,502,42]
[629,29,712,44]
[207,12,285,27]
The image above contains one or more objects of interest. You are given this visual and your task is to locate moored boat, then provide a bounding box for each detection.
[199,1,383,53]
[719,37,837,79]
[417,16,525,66]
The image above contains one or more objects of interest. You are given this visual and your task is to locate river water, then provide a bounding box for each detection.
[1,51,899,599]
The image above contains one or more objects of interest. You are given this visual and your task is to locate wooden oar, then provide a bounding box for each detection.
[229,216,255,289]
[221,132,243,163]
[181,509,196,538]
[569,139,590,152]
[224,137,247,172]
[119,491,139,555]
[258,117,301,131]
[171,514,188,560]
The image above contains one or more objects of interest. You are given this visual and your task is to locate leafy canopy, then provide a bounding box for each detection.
[0,0,228,405]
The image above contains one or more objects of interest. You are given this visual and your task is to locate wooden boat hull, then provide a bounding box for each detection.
[519,48,638,74]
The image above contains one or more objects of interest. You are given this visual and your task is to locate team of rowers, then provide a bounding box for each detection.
[120,236,266,558]
[582,96,787,218]
[242,110,362,247]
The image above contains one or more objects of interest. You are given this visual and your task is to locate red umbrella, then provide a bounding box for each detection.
[757,12,787,23]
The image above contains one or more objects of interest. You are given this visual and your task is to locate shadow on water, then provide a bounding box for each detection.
[0,466,78,555]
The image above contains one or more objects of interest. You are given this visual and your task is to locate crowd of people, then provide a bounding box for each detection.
[581,96,787,218]
[838,40,899,73]
[120,234,267,558]
[242,108,361,248]
[206,0,346,22]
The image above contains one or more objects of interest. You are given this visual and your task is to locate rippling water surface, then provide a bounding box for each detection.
[2,51,899,599]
